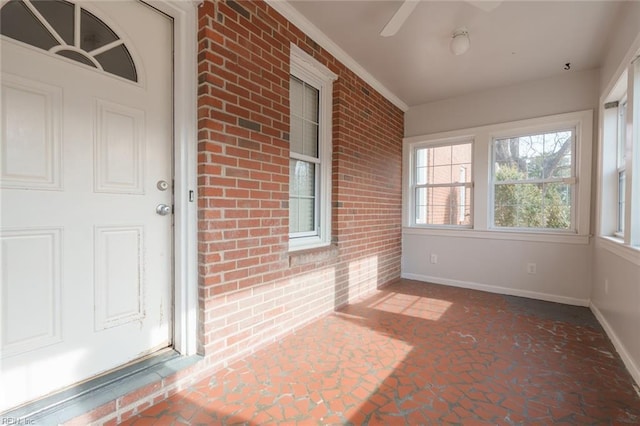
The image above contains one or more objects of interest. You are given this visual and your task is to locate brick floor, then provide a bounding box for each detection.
[122,279,640,425]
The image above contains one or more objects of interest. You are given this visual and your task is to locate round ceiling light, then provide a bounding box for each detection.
[450,27,470,56]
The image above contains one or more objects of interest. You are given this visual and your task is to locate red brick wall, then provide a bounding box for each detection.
[197,0,404,368]
[65,1,403,423]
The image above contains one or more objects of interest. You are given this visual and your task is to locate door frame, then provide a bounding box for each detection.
[149,0,199,356]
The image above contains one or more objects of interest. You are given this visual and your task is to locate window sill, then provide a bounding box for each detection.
[288,243,339,267]
[403,226,590,245]
[597,236,640,266]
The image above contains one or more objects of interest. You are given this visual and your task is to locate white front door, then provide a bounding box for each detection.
[0,0,173,410]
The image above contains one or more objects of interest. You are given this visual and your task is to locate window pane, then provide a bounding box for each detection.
[430,165,452,184]
[495,137,531,177]
[416,166,428,186]
[290,116,303,154]
[617,102,627,168]
[494,183,544,228]
[550,152,572,179]
[303,120,318,158]
[494,162,523,182]
[618,171,625,233]
[94,44,137,82]
[56,49,97,67]
[80,7,118,52]
[0,0,58,50]
[295,198,315,233]
[31,0,74,45]
[415,148,428,185]
[416,143,472,186]
[451,142,472,165]
[543,183,571,229]
[290,76,319,158]
[416,148,427,167]
[290,76,303,117]
[304,84,319,122]
[289,198,299,232]
[415,186,471,226]
[494,181,572,229]
[415,187,426,224]
[289,159,316,234]
[290,159,314,196]
[494,130,573,181]
[543,131,572,179]
[432,145,452,166]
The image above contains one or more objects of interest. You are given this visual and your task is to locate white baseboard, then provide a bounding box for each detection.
[590,303,640,388]
[401,273,591,307]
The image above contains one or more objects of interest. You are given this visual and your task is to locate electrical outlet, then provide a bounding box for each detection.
[527,263,536,274]
[430,254,438,264]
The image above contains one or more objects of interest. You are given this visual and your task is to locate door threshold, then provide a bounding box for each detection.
[2,349,201,424]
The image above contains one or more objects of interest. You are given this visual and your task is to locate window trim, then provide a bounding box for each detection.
[288,44,336,252]
[629,57,640,248]
[598,54,640,254]
[403,110,593,244]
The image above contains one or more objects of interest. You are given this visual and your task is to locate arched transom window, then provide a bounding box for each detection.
[0,0,138,82]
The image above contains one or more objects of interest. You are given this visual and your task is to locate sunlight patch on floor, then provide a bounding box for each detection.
[367,292,452,321]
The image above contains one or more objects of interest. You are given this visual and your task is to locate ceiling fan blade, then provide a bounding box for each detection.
[467,1,502,12]
[380,0,419,37]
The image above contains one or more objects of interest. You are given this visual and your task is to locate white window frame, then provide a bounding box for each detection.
[616,98,627,237]
[489,126,577,233]
[403,110,592,244]
[597,53,640,265]
[410,139,474,228]
[631,59,640,249]
[289,44,336,251]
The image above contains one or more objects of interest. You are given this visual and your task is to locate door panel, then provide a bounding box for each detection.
[1,77,62,189]
[1,229,62,357]
[94,225,144,330]
[95,99,145,194]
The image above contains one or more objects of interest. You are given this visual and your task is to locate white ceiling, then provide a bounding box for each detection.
[285,0,624,108]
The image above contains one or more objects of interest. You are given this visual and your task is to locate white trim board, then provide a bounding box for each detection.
[590,303,640,388]
[265,0,408,112]
[403,227,591,245]
[150,0,199,356]
[597,237,640,266]
[401,273,591,307]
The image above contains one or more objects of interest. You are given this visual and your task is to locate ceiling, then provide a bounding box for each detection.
[285,0,624,109]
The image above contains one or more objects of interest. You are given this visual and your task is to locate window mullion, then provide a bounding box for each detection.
[291,152,320,164]
[418,183,470,189]
[494,177,571,186]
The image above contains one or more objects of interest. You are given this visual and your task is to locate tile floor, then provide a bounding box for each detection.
[122,279,640,425]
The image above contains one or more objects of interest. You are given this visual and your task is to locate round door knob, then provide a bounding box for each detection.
[156,204,171,216]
